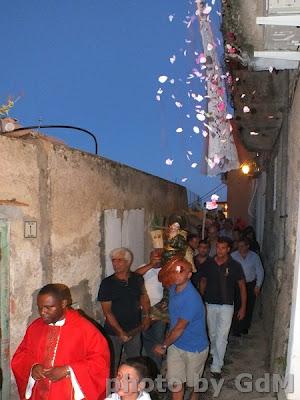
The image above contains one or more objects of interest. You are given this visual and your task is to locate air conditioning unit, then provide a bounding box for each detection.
[267,0,300,13]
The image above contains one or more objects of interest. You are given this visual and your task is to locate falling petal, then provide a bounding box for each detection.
[250,131,259,136]
[187,150,193,155]
[196,113,206,121]
[186,114,191,118]
[185,39,192,44]
[202,130,208,137]
[176,128,183,133]
[169,14,175,22]
[156,95,161,101]
[186,154,191,161]
[175,101,183,108]
[191,162,198,168]
[165,158,173,165]
[158,75,168,83]
[193,126,200,134]
[170,55,176,64]
[157,88,163,94]
[241,94,246,98]
[236,77,240,82]
[184,50,187,56]
[243,106,251,113]
[181,178,188,182]
[269,66,274,73]
[226,113,233,120]
[202,5,212,14]
[169,79,175,84]
[207,43,214,51]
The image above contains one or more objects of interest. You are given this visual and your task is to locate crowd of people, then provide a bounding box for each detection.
[11,214,264,400]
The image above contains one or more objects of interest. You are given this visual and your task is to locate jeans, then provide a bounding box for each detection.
[206,303,234,373]
[142,320,166,370]
[109,333,141,375]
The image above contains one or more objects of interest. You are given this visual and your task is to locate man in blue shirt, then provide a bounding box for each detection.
[231,238,264,335]
[154,257,208,400]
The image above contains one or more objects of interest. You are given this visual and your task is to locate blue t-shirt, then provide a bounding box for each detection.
[169,281,208,352]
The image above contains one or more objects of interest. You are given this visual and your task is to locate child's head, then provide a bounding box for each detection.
[116,357,149,397]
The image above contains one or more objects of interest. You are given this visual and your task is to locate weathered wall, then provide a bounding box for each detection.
[261,75,300,374]
[227,170,253,224]
[0,135,187,396]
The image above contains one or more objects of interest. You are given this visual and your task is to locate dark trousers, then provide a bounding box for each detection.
[109,334,141,375]
[142,320,166,370]
[232,280,256,334]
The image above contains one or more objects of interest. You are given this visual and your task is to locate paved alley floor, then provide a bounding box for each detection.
[200,319,276,399]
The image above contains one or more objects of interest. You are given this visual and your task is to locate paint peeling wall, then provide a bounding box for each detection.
[0,136,187,397]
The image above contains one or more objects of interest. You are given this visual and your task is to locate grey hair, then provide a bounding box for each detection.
[109,247,133,265]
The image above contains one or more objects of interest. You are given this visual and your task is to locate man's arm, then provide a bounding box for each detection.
[254,254,264,295]
[154,318,188,355]
[199,277,207,296]
[101,301,130,341]
[135,263,153,276]
[140,284,151,331]
[237,279,247,320]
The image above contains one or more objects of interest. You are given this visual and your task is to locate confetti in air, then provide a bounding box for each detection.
[165,158,174,166]
[158,75,168,84]
[176,128,183,133]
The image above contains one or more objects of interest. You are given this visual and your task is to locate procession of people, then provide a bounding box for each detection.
[11,214,264,400]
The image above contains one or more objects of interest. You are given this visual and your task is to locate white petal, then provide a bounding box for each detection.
[241,94,246,98]
[170,55,176,64]
[191,162,198,168]
[193,126,200,134]
[176,128,183,133]
[157,88,163,94]
[202,5,212,14]
[226,113,233,120]
[186,114,191,118]
[175,101,183,108]
[202,130,208,137]
[196,114,205,121]
[269,66,274,73]
[181,178,188,182]
[243,106,251,113]
[158,75,168,83]
[156,95,161,101]
[165,158,173,165]
[168,14,174,22]
[169,78,175,84]
[187,150,193,155]
[207,43,214,51]
[250,131,259,136]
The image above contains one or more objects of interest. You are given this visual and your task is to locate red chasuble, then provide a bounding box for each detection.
[11,309,110,400]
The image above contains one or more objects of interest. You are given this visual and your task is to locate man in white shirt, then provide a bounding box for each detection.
[135,249,166,371]
[231,238,264,335]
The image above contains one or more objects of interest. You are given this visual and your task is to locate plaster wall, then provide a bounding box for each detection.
[260,76,300,374]
[0,136,187,397]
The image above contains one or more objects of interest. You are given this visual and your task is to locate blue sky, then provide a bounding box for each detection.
[1,0,226,202]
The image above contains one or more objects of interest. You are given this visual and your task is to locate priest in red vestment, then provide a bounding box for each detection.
[11,284,110,400]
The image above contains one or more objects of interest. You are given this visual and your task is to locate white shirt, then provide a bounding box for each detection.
[231,250,264,287]
[106,391,151,400]
[25,318,84,400]
[141,266,163,307]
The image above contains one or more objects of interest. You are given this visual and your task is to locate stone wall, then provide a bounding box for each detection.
[260,74,300,374]
[0,135,187,390]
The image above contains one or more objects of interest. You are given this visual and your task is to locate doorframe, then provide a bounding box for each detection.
[0,219,10,399]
